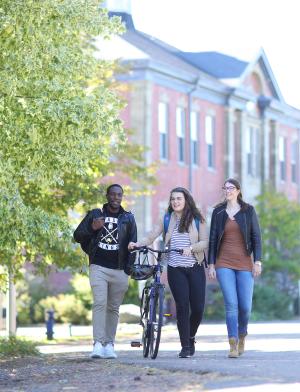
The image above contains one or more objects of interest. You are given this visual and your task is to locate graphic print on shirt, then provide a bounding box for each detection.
[98,217,119,251]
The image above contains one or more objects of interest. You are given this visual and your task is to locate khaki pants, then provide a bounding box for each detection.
[89,264,129,344]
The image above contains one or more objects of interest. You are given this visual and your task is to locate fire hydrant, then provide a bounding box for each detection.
[46,309,55,340]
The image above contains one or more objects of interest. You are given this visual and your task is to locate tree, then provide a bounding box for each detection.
[0,0,154,287]
[255,189,300,297]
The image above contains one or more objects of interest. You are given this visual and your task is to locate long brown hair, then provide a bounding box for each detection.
[167,187,205,233]
[216,178,249,211]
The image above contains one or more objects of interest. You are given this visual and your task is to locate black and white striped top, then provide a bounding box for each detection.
[168,218,197,268]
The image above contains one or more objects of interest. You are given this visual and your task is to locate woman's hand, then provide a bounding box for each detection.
[252,262,262,277]
[128,242,139,250]
[182,247,192,257]
[208,264,216,280]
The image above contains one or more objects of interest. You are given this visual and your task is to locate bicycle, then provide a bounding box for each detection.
[130,246,182,359]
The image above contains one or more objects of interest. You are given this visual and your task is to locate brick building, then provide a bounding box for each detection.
[102,1,300,238]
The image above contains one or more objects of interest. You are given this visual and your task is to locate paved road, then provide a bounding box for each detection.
[32,321,300,391]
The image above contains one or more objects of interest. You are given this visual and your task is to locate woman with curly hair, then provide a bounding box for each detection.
[129,187,208,358]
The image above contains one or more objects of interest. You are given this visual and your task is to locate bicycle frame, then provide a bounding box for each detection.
[131,246,182,359]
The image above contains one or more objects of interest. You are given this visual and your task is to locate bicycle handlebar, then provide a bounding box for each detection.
[131,246,183,254]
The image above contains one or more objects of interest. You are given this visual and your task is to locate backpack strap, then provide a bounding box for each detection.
[164,213,200,234]
[194,217,200,231]
[163,212,171,237]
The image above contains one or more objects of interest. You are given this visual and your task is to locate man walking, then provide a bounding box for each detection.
[74,184,137,358]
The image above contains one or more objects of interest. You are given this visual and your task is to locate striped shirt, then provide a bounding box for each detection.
[168,218,197,267]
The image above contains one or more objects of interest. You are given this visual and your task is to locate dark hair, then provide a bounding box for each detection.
[167,187,205,233]
[106,184,124,194]
[216,178,248,211]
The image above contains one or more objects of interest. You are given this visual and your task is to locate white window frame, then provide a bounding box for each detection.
[246,126,260,177]
[279,136,286,181]
[158,102,168,160]
[191,111,199,166]
[205,115,215,169]
[176,107,185,163]
[291,141,298,184]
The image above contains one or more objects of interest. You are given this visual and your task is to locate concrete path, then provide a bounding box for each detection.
[3,321,300,391]
[33,321,300,391]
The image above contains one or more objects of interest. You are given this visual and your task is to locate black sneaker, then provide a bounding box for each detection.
[189,337,196,356]
[178,347,191,358]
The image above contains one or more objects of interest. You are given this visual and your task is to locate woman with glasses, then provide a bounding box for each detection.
[208,178,262,358]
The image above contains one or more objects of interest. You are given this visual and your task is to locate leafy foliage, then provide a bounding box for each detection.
[252,283,293,320]
[0,0,155,287]
[36,293,91,325]
[256,190,300,283]
[0,336,40,357]
[255,189,300,313]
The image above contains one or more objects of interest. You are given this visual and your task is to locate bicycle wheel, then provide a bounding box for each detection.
[149,285,164,359]
[141,287,151,357]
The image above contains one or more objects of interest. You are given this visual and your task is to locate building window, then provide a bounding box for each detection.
[279,136,286,181]
[176,107,185,163]
[191,111,198,165]
[291,141,298,184]
[158,102,168,160]
[233,119,240,176]
[246,127,260,177]
[205,115,215,169]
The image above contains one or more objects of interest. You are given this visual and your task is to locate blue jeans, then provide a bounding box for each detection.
[216,268,254,339]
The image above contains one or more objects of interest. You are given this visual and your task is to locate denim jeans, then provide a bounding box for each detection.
[216,267,254,339]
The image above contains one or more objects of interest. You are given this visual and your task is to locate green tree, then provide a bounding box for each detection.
[256,189,300,297]
[0,0,154,287]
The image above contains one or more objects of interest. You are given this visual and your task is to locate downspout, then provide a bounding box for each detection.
[188,78,200,192]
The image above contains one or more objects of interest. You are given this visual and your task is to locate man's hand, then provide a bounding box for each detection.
[92,217,105,231]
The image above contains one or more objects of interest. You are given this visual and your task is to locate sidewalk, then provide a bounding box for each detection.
[1,321,300,391]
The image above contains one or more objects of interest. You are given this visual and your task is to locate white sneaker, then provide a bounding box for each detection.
[103,343,117,359]
[90,341,104,358]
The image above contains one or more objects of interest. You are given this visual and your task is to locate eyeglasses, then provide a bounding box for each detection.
[222,186,236,192]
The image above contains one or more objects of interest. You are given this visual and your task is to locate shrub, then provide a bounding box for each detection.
[0,336,40,358]
[35,294,91,325]
[204,283,224,320]
[123,278,139,306]
[252,284,293,320]
[17,292,32,325]
[70,274,92,309]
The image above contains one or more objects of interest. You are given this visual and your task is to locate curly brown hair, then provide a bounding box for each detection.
[167,187,205,233]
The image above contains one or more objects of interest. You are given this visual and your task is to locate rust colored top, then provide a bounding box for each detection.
[216,218,253,271]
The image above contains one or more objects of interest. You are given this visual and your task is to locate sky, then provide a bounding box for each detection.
[127,0,300,109]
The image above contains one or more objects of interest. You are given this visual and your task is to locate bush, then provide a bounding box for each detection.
[204,283,224,321]
[0,336,40,358]
[123,278,139,306]
[16,270,67,325]
[252,284,293,320]
[35,294,91,325]
[17,292,32,325]
[70,274,92,309]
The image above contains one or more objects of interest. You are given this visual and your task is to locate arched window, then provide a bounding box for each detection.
[251,72,263,95]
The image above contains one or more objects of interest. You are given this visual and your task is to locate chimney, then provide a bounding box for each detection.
[104,0,135,30]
